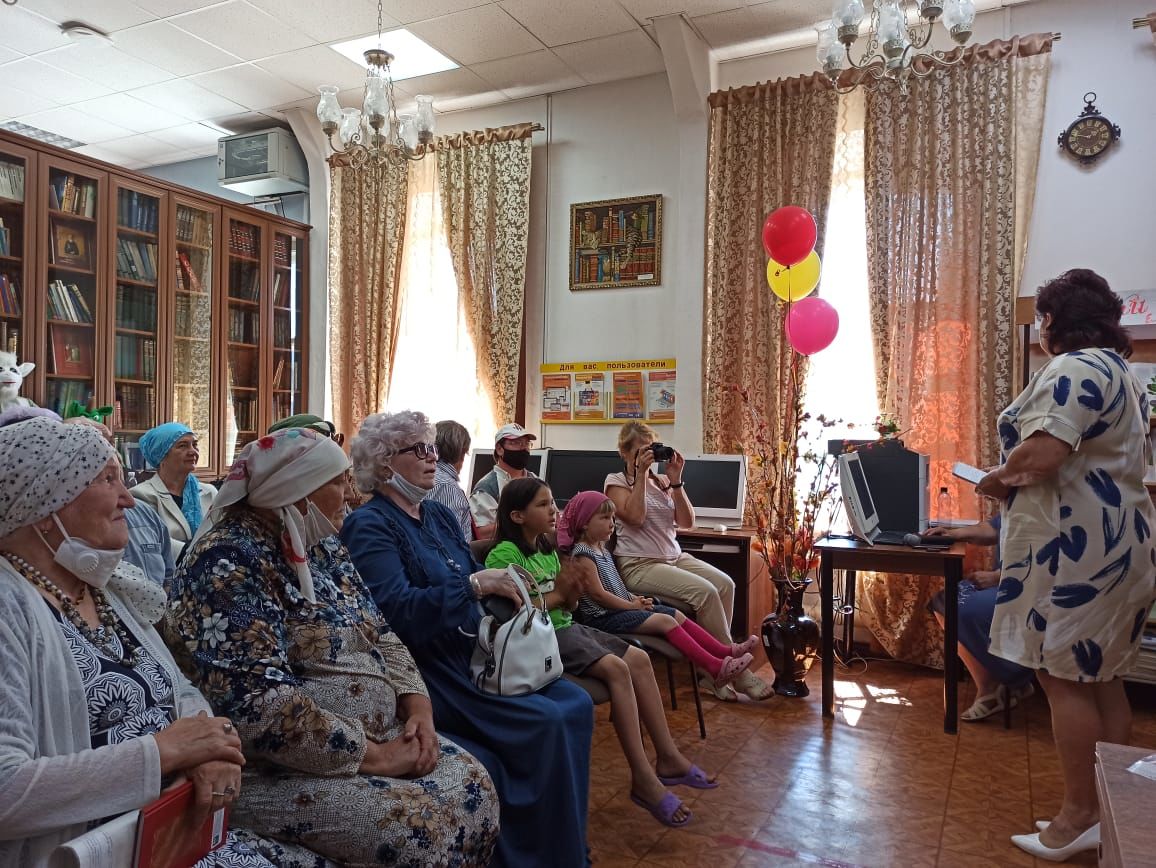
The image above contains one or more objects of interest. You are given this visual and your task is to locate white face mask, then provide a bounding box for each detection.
[302,499,339,547]
[37,514,125,589]
[385,469,429,506]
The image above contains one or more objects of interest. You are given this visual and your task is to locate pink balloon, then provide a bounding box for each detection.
[786,297,839,355]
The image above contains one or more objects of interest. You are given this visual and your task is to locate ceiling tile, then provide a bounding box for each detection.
[389,66,493,104]
[207,111,285,134]
[112,21,243,76]
[169,1,315,62]
[130,77,246,121]
[244,0,401,44]
[0,7,74,54]
[16,0,155,32]
[95,133,192,161]
[0,87,58,121]
[39,42,174,90]
[616,0,746,19]
[380,0,491,25]
[256,45,369,93]
[692,6,757,47]
[0,46,24,65]
[190,65,312,111]
[497,0,638,47]
[434,91,509,113]
[0,58,113,104]
[18,106,136,144]
[131,0,223,15]
[74,93,191,133]
[748,0,827,33]
[149,121,228,149]
[409,6,543,65]
[552,30,665,84]
[472,49,585,100]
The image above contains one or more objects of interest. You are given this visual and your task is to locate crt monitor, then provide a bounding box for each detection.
[669,454,747,527]
[837,451,880,543]
[467,449,549,492]
[542,450,624,506]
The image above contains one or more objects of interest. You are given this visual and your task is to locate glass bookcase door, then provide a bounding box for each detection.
[0,144,32,364]
[173,200,215,472]
[112,182,163,474]
[44,162,103,418]
[271,231,304,424]
[226,215,261,464]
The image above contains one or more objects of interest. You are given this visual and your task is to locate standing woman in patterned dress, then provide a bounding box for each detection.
[976,269,1156,862]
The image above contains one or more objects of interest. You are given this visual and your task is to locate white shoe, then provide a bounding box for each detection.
[1011,823,1099,862]
[733,669,774,701]
[1035,820,1050,831]
[697,675,738,702]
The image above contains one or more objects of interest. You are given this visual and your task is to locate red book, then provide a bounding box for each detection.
[135,780,229,868]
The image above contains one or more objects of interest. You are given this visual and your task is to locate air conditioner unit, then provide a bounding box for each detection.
[217,128,308,197]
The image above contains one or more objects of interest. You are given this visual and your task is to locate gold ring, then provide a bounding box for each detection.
[223,722,233,733]
[211,790,227,797]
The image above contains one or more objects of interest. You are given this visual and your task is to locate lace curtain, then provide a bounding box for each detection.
[437,124,534,424]
[327,159,408,437]
[702,74,839,516]
[857,35,1054,666]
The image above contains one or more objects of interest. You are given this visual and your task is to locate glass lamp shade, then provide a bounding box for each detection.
[316,86,341,128]
[363,77,388,129]
[397,114,419,151]
[339,107,362,146]
[942,0,975,37]
[832,0,865,28]
[877,1,910,57]
[414,95,435,138]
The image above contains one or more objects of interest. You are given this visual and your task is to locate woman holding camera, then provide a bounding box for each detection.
[605,422,770,701]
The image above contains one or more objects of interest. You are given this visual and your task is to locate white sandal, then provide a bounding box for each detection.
[961,685,1010,722]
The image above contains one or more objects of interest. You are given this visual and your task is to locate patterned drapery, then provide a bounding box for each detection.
[858,35,1053,667]
[702,73,839,502]
[327,159,409,438]
[436,123,534,424]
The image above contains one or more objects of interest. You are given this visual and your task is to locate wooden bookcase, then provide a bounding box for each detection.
[0,129,310,480]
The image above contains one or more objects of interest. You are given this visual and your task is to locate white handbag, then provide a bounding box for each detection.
[470,567,563,696]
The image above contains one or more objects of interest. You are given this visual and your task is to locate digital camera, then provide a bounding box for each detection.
[649,442,675,462]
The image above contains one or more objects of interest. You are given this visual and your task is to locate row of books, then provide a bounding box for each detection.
[117,190,159,235]
[573,248,658,285]
[273,311,296,347]
[116,237,159,283]
[272,392,299,420]
[48,279,94,323]
[176,251,208,294]
[113,383,155,431]
[0,217,13,256]
[176,207,212,248]
[227,356,258,390]
[0,161,25,201]
[49,173,98,218]
[0,273,21,316]
[114,334,157,381]
[0,321,20,354]
[175,293,211,338]
[46,379,92,416]
[227,308,259,344]
[228,261,260,300]
[272,356,288,390]
[116,284,157,333]
[617,247,658,281]
[229,223,259,257]
[274,235,290,266]
[230,395,257,432]
[578,206,656,245]
[272,271,292,307]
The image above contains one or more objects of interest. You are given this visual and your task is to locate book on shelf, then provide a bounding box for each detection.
[114,382,156,430]
[116,284,157,332]
[50,174,98,219]
[228,260,260,301]
[176,251,206,294]
[47,280,94,324]
[273,392,296,420]
[0,321,20,354]
[116,190,159,234]
[272,271,291,306]
[227,307,258,344]
[46,379,92,416]
[273,235,289,266]
[229,223,259,257]
[0,273,21,316]
[272,357,285,389]
[176,208,213,248]
[0,217,10,256]
[0,160,26,201]
[114,334,157,381]
[273,310,293,346]
[116,238,158,282]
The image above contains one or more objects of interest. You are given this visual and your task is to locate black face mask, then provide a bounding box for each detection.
[502,448,531,470]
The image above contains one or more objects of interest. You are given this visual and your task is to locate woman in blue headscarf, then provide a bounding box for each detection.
[130,423,216,561]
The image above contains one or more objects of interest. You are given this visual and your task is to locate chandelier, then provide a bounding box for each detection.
[815,0,977,91]
[315,0,436,167]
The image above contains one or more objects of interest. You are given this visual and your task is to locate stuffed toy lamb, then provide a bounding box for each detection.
[0,351,36,411]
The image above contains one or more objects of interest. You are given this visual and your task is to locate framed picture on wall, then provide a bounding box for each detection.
[569,194,662,291]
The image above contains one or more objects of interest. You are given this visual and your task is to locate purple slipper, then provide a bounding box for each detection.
[657,763,719,789]
[630,791,691,828]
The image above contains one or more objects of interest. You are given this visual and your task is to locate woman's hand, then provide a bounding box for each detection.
[473,568,525,609]
[969,569,1001,590]
[976,470,1011,501]
[399,703,440,779]
[187,759,241,823]
[665,449,685,484]
[359,736,423,779]
[155,711,245,775]
[631,595,654,610]
[634,446,656,478]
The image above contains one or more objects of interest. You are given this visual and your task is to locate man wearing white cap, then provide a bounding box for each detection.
[469,423,537,539]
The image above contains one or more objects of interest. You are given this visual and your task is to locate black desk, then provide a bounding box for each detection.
[815,538,966,734]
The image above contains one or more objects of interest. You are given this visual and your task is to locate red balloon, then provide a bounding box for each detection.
[786,297,839,355]
[761,206,817,267]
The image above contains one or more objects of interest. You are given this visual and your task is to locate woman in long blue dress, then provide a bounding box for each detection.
[342,410,595,868]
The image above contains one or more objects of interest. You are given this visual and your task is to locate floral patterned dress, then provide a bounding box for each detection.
[991,348,1156,681]
[166,511,499,867]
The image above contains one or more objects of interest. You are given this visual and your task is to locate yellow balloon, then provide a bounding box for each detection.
[767,251,821,302]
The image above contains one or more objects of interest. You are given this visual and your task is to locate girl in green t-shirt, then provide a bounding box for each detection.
[487,477,721,829]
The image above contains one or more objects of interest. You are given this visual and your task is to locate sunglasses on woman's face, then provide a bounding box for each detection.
[396,441,438,459]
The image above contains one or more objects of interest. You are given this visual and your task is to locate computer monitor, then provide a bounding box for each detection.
[672,454,747,527]
[542,450,624,507]
[838,451,880,543]
[467,448,549,492]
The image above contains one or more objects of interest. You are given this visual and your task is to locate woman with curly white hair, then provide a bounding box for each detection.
[342,410,595,868]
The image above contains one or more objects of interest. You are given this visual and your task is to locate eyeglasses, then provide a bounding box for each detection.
[396,441,438,459]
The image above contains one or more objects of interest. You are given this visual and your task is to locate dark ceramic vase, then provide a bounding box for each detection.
[761,579,820,697]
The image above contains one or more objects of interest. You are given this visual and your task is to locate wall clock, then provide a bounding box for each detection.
[1058,92,1121,165]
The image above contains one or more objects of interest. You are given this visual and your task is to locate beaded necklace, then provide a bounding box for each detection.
[2,551,139,666]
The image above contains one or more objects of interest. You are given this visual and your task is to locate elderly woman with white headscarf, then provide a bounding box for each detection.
[0,417,274,868]
[167,428,500,866]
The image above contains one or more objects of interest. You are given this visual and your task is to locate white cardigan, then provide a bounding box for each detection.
[0,559,212,867]
[130,475,217,562]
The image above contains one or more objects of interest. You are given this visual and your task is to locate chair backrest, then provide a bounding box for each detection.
[469,538,497,565]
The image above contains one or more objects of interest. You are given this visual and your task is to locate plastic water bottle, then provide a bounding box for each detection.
[937,486,954,527]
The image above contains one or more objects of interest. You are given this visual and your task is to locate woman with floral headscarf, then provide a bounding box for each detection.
[130,422,216,561]
[167,428,499,866]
